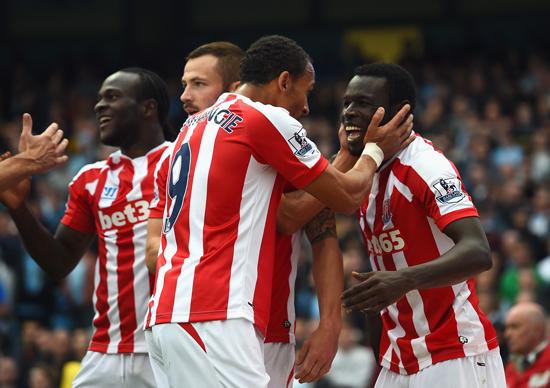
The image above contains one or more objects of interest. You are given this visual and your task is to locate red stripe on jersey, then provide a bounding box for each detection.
[265,232,293,343]
[178,323,207,352]
[115,161,137,353]
[253,174,286,334]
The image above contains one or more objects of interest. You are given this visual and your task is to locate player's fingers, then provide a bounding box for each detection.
[365,107,385,134]
[351,271,373,281]
[21,113,33,138]
[41,122,59,138]
[296,360,316,381]
[0,151,12,161]
[397,114,414,137]
[52,129,64,144]
[400,130,415,150]
[300,360,323,383]
[341,276,375,299]
[55,138,69,155]
[386,104,410,129]
[55,155,69,165]
[295,342,309,366]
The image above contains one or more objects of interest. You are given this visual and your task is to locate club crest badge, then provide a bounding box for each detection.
[382,199,392,225]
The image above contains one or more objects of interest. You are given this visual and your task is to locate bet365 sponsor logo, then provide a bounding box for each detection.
[367,228,405,255]
[98,200,149,230]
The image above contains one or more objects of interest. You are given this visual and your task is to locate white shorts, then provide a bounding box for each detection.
[264,342,295,388]
[72,351,155,388]
[375,348,506,388]
[146,319,270,388]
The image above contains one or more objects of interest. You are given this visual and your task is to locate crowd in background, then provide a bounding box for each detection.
[0,47,549,387]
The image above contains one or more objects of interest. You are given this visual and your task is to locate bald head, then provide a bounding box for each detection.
[505,302,547,355]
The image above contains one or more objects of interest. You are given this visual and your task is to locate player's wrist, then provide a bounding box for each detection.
[361,143,384,168]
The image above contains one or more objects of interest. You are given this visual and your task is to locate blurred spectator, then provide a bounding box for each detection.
[0,356,19,388]
[320,319,377,388]
[504,302,550,388]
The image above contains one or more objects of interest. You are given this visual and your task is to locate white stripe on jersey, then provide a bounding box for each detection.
[105,229,121,353]
[393,252,432,367]
[227,156,277,320]
[128,157,147,201]
[385,304,406,371]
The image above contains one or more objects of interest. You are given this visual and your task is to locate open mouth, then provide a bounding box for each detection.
[98,116,112,127]
[345,125,365,142]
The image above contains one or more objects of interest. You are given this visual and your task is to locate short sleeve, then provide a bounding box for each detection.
[150,146,172,219]
[60,172,96,234]
[406,152,478,231]
[246,105,328,189]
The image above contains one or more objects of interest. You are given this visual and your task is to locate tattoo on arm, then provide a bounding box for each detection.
[305,208,337,244]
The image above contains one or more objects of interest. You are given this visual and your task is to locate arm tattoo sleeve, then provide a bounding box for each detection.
[305,208,337,245]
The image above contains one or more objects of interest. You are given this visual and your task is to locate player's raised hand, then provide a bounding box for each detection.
[295,324,339,383]
[363,104,414,159]
[342,271,412,314]
[18,113,69,173]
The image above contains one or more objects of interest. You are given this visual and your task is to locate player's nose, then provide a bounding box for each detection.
[180,88,192,104]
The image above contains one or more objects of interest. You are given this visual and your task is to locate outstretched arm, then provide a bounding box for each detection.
[6,204,94,281]
[342,217,492,313]
[295,208,343,383]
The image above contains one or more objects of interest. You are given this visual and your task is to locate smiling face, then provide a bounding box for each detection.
[94,71,144,147]
[342,75,389,156]
[180,54,225,115]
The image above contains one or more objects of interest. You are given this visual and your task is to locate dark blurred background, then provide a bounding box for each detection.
[0,1,550,387]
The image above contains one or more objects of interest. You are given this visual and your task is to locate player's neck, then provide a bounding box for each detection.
[236,83,278,106]
[120,124,165,158]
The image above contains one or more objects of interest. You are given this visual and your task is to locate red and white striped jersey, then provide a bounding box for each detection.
[61,142,171,353]
[265,231,302,344]
[146,93,328,334]
[358,135,498,375]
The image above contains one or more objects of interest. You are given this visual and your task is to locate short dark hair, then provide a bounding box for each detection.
[187,42,244,91]
[240,35,311,85]
[354,63,417,112]
[120,67,176,141]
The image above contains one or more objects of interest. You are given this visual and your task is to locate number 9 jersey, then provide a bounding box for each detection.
[145,93,328,335]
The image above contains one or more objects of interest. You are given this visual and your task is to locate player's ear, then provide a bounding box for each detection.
[142,99,157,118]
[277,71,291,93]
[227,81,240,92]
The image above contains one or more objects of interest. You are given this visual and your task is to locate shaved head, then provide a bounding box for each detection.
[505,302,547,355]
